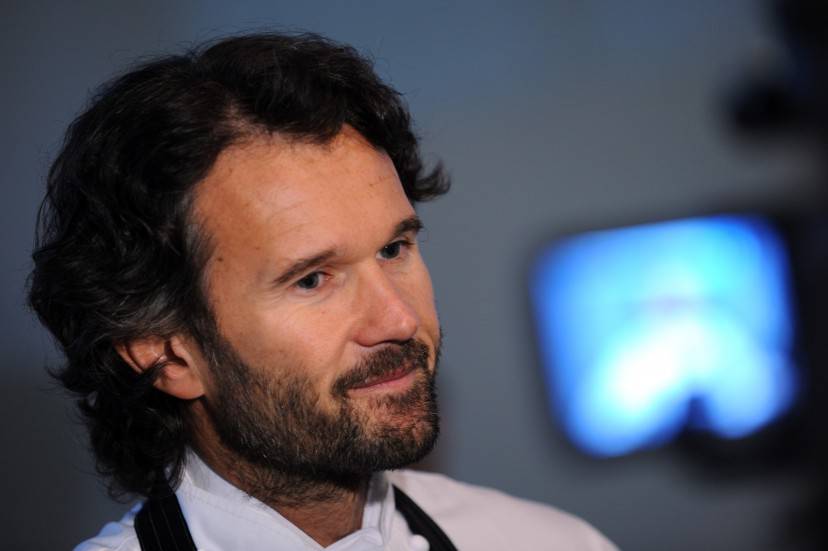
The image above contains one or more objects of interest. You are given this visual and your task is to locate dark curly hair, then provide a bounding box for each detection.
[28,32,449,499]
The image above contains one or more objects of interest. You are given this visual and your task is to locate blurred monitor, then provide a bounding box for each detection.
[530,215,798,457]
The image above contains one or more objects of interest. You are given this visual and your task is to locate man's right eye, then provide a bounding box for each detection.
[296,272,322,290]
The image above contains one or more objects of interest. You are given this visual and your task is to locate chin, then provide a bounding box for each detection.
[362,383,440,469]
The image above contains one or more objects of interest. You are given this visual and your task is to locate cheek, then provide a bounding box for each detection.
[408,263,439,334]
[244,308,351,384]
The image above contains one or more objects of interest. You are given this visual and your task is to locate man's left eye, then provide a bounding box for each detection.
[379,240,407,260]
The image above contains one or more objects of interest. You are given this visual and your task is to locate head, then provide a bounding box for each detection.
[28,32,449,498]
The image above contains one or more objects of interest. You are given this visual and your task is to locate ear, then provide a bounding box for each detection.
[116,335,206,400]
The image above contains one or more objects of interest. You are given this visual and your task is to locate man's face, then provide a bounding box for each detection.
[190,127,441,478]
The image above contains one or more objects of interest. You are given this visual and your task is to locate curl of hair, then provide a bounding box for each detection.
[28,32,449,499]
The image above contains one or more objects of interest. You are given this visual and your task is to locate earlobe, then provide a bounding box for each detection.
[115,335,206,400]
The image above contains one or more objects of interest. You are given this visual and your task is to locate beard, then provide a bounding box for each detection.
[195,326,440,503]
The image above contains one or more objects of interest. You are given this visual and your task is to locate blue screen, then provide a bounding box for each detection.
[530,215,798,457]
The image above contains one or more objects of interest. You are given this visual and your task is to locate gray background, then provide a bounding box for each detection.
[1,1,819,549]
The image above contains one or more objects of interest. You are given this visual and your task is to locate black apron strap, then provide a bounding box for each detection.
[393,485,458,551]
[134,483,457,551]
[134,487,197,551]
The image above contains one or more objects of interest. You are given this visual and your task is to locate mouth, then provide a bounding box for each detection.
[346,364,418,394]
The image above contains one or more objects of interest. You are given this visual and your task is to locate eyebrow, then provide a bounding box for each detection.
[271,215,424,288]
[394,215,424,238]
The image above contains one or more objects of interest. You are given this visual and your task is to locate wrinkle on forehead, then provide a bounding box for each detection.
[194,127,394,229]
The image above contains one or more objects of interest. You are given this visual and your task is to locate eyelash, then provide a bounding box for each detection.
[379,237,414,260]
[295,272,326,291]
[292,238,415,292]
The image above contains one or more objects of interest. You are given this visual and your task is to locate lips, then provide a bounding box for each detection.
[348,364,415,390]
[332,340,431,398]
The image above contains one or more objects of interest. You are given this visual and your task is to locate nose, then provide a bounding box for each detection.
[351,263,419,347]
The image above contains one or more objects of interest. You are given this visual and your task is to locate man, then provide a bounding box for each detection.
[29,32,618,550]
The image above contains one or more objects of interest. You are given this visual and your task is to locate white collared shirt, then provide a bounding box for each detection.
[76,453,619,551]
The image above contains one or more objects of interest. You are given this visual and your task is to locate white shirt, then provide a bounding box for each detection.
[76,453,619,551]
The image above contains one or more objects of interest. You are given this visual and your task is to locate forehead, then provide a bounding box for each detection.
[192,128,414,272]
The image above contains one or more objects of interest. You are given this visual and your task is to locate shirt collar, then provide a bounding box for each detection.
[176,451,395,551]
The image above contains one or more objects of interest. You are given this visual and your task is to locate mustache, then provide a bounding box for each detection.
[332,339,431,396]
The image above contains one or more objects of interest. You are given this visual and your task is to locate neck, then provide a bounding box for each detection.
[268,480,369,547]
[189,411,370,547]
